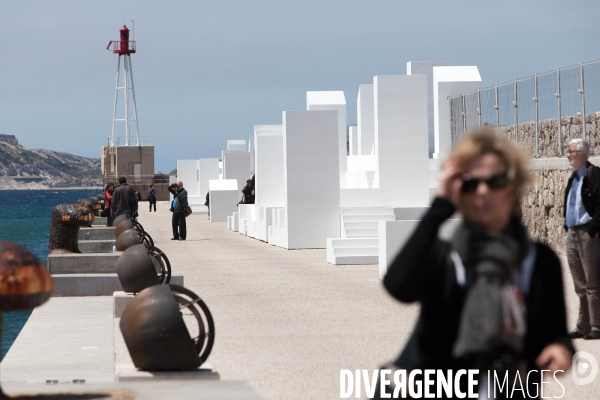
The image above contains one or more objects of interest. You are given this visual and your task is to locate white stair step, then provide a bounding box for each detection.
[341,207,394,216]
[328,238,378,248]
[330,255,378,265]
[342,214,396,222]
[333,247,378,257]
[343,221,379,230]
[345,228,379,237]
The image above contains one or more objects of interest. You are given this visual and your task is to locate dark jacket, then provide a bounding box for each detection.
[383,198,574,386]
[563,161,600,237]
[168,186,188,213]
[242,186,255,204]
[111,183,138,213]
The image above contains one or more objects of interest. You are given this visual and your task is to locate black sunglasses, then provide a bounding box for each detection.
[461,173,509,194]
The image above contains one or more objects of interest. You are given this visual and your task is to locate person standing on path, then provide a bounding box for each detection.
[168,181,188,240]
[111,177,138,218]
[564,138,600,340]
[147,184,157,212]
[103,183,115,226]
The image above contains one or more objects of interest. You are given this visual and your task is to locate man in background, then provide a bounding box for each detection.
[564,138,600,340]
[148,184,157,212]
[168,181,188,240]
[111,176,138,218]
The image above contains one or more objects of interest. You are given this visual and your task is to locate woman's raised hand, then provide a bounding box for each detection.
[436,158,463,207]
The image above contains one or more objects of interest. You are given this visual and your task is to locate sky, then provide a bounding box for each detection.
[1,0,599,173]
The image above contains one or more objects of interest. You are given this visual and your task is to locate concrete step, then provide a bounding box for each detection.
[343,221,379,230]
[92,217,107,226]
[342,214,396,222]
[47,253,122,274]
[79,227,116,241]
[332,247,378,257]
[79,240,116,253]
[330,255,378,265]
[51,273,184,296]
[327,238,378,248]
[341,207,394,216]
[344,228,379,237]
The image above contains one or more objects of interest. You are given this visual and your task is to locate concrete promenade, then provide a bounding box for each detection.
[133,203,599,399]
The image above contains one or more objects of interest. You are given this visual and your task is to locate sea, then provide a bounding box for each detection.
[0,189,101,360]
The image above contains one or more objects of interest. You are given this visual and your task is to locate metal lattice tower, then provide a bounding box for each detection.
[107,25,140,146]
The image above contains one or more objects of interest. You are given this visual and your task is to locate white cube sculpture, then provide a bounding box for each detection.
[208,179,239,222]
[227,140,247,152]
[433,66,482,160]
[349,125,358,156]
[282,110,341,249]
[222,151,254,195]
[357,84,375,156]
[199,158,220,200]
[407,61,452,157]
[306,91,347,178]
[254,125,285,242]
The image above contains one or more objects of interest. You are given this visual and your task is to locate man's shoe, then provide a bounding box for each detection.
[569,330,586,339]
[179,238,186,241]
[584,331,600,340]
[171,238,179,240]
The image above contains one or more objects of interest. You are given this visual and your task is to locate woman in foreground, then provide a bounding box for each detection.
[378,130,574,399]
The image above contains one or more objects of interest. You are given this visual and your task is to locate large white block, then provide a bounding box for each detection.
[373,74,429,207]
[283,110,341,249]
[357,84,375,156]
[199,158,220,199]
[222,151,254,194]
[209,179,239,222]
[407,61,452,157]
[349,125,358,156]
[433,66,482,159]
[227,140,246,152]
[177,160,199,196]
[306,91,347,175]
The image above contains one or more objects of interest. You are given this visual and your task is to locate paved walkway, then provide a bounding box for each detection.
[136,203,600,399]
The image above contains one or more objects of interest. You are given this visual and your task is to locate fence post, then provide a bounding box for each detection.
[450,97,454,145]
[495,84,499,135]
[514,80,518,142]
[580,63,587,140]
[534,74,539,156]
[477,89,482,128]
[556,68,563,156]
[462,95,467,134]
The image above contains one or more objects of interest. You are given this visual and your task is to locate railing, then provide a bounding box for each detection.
[450,60,600,157]
[106,136,152,147]
[106,40,136,52]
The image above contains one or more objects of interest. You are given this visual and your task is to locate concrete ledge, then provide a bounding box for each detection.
[530,155,600,170]
[47,253,122,274]
[51,273,184,296]
[92,217,107,226]
[113,291,134,318]
[78,239,116,253]
[116,363,219,382]
[78,227,115,241]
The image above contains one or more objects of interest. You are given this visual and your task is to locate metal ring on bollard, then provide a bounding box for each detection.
[169,284,215,365]
[145,245,171,284]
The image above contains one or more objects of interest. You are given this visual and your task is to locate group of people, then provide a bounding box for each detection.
[375,130,600,398]
[103,177,140,226]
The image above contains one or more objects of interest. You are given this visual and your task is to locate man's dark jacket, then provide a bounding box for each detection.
[168,186,188,213]
[111,183,138,213]
[563,161,600,237]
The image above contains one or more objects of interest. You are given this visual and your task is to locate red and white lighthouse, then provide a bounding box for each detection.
[107,25,140,146]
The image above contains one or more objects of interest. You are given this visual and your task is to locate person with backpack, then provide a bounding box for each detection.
[168,181,188,241]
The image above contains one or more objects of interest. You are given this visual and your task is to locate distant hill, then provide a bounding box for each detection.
[0,139,102,188]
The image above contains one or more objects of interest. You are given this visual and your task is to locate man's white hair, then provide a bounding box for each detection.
[567,138,591,155]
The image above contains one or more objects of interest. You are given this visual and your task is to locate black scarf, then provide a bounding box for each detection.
[451,218,529,359]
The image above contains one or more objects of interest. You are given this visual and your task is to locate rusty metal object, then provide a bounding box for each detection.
[48,204,95,254]
[112,214,129,226]
[116,228,142,252]
[0,242,54,311]
[114,220,134,238]
[120,285,200,371]
[77,197,103,216]
[115,244,171,293]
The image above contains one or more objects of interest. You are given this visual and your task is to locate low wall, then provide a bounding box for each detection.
[522,156,600,255]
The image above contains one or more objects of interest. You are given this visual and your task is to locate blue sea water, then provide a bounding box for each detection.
[0,189,101,360]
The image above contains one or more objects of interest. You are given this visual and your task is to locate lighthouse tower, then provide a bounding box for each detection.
[101,25,169,201]
[107,25,140,146]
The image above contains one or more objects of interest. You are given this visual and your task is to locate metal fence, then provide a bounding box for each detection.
[450,60,600,157]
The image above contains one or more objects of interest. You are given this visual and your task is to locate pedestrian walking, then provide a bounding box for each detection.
[111,177,138,218]
[564,138,600,340]
[376,130,574,398]
[103,183,115,226]
[148,184,157,212]
[168,181,188,240]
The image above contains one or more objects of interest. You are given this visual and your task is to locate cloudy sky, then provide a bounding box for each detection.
[1,1,598,172]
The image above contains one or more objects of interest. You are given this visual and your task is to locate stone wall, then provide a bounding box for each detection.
[499,111,600,158]
[521,156,600,256]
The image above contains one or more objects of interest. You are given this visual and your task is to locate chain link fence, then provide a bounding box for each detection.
[450,60,600,157]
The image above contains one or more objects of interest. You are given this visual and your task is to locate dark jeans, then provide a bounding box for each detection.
[106,214,114,227]
[172,212,187,240]
[149,198,156,211]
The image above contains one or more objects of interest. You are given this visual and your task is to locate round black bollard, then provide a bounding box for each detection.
[116,228,142,252]
[116,244,161,293]
[115,219,134,238]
